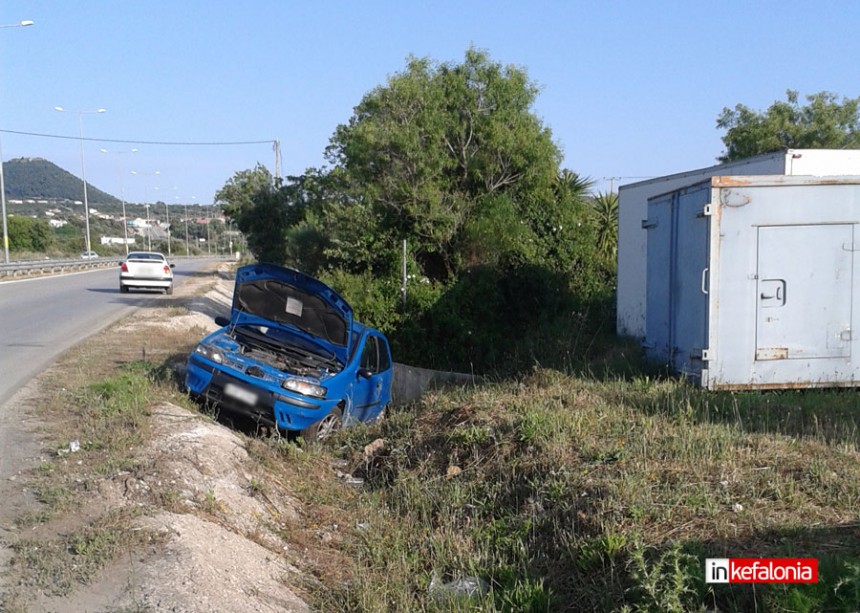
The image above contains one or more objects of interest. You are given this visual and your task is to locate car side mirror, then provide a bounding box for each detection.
[214,315,230,327]
[357,368,373,379]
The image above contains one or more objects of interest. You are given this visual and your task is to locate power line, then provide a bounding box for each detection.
[0,128,273,146]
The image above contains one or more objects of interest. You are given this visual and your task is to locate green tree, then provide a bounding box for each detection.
[216,165,274,217]
[322,47,574,281]
[7,216,55,252]
[215,165,293,264]
[717,90,860,162]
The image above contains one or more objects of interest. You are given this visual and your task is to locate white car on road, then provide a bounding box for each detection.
[119,251,175,294]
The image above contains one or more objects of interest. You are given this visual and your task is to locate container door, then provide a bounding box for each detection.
[755,224,853,360]
[670,200,709,376]
[644,186,710,378]
[644,195,674,363]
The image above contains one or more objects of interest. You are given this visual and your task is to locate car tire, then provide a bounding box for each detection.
[120,285,129,293]
[165,284,173,295]
[301,406,343,442]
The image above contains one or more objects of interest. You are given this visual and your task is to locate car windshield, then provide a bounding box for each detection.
[127,253,164,261]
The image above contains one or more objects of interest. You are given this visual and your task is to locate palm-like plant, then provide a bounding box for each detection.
[590,191,618,259]
[555,169,594,202]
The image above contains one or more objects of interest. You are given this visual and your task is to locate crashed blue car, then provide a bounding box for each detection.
[185,263,393,440]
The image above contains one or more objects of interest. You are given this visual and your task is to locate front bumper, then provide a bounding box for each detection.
[185,354,339,431]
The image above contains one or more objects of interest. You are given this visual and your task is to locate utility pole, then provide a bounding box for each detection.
[273,139,281,181]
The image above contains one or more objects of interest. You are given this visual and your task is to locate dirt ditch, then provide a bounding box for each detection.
[0,265,316,612]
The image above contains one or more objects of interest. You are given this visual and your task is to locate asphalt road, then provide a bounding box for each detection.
[0,258,220,408]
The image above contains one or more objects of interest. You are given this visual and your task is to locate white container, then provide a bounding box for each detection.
[617,149,860,339]
[644,174,860,390]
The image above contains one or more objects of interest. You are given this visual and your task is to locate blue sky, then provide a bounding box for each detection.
[1,1,858,205]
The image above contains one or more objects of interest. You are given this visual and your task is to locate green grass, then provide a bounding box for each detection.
[292,368,860,612]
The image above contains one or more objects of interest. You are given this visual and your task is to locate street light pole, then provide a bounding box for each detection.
[0,137,10,264]
[144,204,151,251]
[55,106,106,254]
[0,19,34,264]
[183,196,198,256]
[165,199,171,256]
[100,148,137,255]
[183,201,189,255]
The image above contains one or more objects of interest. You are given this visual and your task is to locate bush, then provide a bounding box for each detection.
[391,264,606,373]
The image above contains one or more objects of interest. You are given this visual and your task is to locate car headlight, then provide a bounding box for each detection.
[195,343,225,364]
[282,378,327,399]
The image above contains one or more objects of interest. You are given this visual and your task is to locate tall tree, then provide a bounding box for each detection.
[717,90,860,162]
[322,48,575,281]
[215,165,292,264]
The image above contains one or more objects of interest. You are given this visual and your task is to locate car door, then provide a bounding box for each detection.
[351,333,393,422]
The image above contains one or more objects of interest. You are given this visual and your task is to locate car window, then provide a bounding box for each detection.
[360,335,391,374]
[377,336,391,371]
[128,253,164,262]
[360,336,379,373]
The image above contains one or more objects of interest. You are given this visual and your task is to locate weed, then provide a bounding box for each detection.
[516,411,554,448]
[248,477,266,497]
[202,489,219,513]
[449,424,493,447]
[34,484,74,513]
[577,532,628,572]
[626,542,700,612]
[492,570,554,613]
[158,488,183,512]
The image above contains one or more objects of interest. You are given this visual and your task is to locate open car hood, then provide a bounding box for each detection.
[230,264,353,365]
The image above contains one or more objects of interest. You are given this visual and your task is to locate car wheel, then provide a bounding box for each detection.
[165,284,173,295]
[120,285,129,293]
[301,406,343,442]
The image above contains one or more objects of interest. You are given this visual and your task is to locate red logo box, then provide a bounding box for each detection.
[706,558,818,584]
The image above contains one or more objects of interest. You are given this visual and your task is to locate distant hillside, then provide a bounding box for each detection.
[3,157,120,205]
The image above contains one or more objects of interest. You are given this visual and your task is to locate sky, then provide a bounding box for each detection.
[0,1,858,206]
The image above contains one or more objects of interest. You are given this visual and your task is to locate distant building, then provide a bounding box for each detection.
[100,236,134,245]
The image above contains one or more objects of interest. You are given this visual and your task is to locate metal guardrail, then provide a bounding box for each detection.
[0,257,118,278]
[0,255,233,279]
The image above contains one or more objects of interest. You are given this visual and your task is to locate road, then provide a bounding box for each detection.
[0,258,220,409]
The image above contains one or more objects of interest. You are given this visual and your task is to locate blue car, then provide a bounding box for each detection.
[185,263,393,440]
